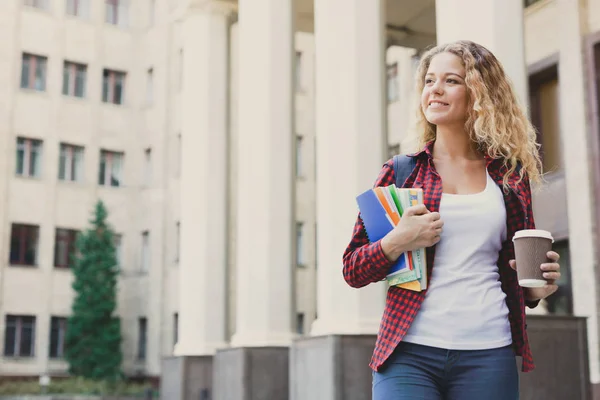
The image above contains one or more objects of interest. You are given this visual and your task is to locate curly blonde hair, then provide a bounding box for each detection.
[411,40,542,188]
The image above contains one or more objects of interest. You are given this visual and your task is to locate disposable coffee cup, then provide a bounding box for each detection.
[512,229,554,288]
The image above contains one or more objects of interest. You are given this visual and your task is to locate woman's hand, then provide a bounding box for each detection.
[509,251,561,301]
[380,204,443,262]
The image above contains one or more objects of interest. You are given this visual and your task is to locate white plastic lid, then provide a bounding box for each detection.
[512,229,554,242]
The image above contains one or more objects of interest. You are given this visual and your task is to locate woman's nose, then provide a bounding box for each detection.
[431,81,443,95]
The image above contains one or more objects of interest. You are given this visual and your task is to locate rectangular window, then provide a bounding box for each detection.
[105,0,128,27]
[296,136,303,177]
[66,0,90,17]
[58,143,84,182]
[388,144,400,159]
[387,63,399,103]
[63,61,87,98]
[102,69,126,105]
[295,51,304,92]
[141,231,150,272]
[546,240,573,315]
[175,222,180,263]
[529,65,562,173]
[20,53,47,91]
[296,313,305,335]
[16,137,42,178]
[4,315,36,357]
[178,50,183,91]
[98,150,123,187]
[144,148,152,186]
[49,317,67,358]
[54,228,78,268]
[10,224,39,266]
[114,234,122,269]
[175,134,182,178]
[173,313,178,347]
[137,317,147,360]
[296,222,305,267]
[23,0,48,10]
[314,223,318,270]
[146,68,154,105]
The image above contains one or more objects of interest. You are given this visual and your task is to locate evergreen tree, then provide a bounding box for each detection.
[65,200,122,380]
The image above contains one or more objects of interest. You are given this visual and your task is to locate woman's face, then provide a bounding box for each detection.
[421,52,469,128]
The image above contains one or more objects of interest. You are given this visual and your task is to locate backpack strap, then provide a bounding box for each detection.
[393,155,417,188]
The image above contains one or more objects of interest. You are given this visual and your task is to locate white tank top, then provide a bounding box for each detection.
[402,170,512,350]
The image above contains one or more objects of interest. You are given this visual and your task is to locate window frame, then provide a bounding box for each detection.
[16,137,43,178]
[146,68,154,105]
[173,313,178,348]
[105,0,128,27]
[66,0,89,17]
[137,317,147,361]
[296,222,305,267]
[295,135,303,178]
[528,56,561,174]
[584,33,600,305]
[63,61,87,98]
[143,148,152,186]
[20,53,47,91]
[98,149,124,187]
[4,315,36,358]
[114,233,123,270]
[49,316,67,359]
[387,62,400,103]
[544,240,573,315]
[295,51,304,92]
[102,69,126,105]
[54,228,79,269]
[58,143,84,182]
[296,312,305,335]
[141,231,150,272]
[9,223,40,267]
[23,0,48,11]
[175,222,180,263]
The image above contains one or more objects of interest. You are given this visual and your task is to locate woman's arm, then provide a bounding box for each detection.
[342,162,396,288]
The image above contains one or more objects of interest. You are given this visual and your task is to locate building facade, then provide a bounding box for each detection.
[1,0,600,396]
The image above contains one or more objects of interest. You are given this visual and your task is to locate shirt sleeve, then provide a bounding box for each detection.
[342,161,397,288]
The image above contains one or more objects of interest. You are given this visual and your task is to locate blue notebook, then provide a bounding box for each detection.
[356,189,408,275]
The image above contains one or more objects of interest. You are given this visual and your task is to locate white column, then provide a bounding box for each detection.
[175,1,232,356]
[435,0,528,106]
[230,0,295,347]
[310,0,387,336]
[557,0,600,384]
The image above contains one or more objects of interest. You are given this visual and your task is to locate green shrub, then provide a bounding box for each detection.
[0,377,155,396]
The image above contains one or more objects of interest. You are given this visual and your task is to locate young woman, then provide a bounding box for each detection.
[342,40,561,400]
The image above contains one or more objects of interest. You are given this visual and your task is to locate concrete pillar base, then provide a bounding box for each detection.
[290,335,377,400]
[160,355,213,400]
[213,346,289,400]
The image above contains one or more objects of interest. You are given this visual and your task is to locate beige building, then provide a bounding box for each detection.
[1,0,600,397]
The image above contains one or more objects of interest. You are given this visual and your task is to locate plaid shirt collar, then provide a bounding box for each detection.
[408,140,527,195]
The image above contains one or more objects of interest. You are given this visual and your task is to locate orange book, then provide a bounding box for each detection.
[373,187,414,270]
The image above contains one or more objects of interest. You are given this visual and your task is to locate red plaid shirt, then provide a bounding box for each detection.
[343,142,538,373]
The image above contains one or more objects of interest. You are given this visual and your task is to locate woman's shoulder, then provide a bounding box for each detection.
[373,159,395,188]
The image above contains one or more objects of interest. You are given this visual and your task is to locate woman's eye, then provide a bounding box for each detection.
[425,79,434,84]
[447,79,458,84]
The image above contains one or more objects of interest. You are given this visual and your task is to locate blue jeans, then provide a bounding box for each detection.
[372,342,519,400]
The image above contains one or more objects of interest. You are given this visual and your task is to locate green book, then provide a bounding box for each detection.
[388,185,404,216]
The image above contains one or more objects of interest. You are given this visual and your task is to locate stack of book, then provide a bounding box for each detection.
[356,186,428,292]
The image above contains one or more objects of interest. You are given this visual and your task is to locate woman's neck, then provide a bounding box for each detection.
[433,126,483,161]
